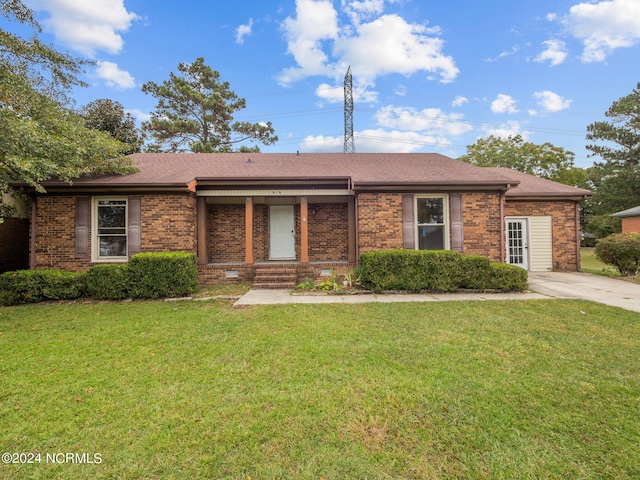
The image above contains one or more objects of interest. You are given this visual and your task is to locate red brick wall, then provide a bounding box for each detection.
[461,193,502,262]
[504,200,579,271]
[0,217,30,272]
[208,203,245,263]
[140,194,196,253]
[34,193,197,271]
[622,217,640,234]
[34,196,86,271]
[357,193,404,253]
[308,203,348,261]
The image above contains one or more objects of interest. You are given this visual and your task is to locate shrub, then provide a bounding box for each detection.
[0,270,87,306]
[595,233,640,275]
[127,252,197,299]
[359,249,463,292]
[459,255,492,289]
[486,264,528,291]
[86,264,131,300]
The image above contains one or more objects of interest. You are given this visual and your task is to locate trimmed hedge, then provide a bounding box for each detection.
[359,249,463,292]
[127,252,198,299]
[486,263,528,291]
[86,264,131,300]
[359,249,528,292]
[0,270,87,306]
[0,252,199,306]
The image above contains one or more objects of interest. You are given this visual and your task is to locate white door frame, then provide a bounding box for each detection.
[269,205,296,260]
[505,217,529,270]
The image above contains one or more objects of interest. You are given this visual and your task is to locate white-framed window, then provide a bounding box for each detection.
[415,195,449,250]
[93,197,128,261]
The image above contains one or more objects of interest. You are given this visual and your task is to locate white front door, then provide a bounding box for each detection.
[506,218,529,270]
[269,205,296,260]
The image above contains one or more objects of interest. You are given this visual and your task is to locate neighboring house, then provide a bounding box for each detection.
[611,205,640,233]
[18,153,592,286]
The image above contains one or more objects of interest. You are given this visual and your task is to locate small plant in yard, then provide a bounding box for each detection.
[295,277,316,291]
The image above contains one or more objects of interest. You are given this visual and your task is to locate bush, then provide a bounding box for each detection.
[86,264,131,300]
[0,270,87,306]
[486,264,528,291]
[595,233,640,275]
[359,249,463,292]
[359,250,528,292]
[127,252,197,299]
[459,255,492,289]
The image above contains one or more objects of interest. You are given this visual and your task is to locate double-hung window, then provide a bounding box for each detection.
[415,195,449,250]
[94,198,128,260]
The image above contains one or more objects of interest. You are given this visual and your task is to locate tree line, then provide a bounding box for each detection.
[1,0,637,230]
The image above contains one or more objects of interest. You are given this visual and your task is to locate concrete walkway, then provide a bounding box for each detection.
[234,272,640,313]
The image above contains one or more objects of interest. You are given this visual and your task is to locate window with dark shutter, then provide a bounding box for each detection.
[75,197,90,258]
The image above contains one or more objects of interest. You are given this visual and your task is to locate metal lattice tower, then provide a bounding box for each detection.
[343,66,355,153]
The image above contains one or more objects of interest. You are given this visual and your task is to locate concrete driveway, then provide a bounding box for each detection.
[528,272,640,313]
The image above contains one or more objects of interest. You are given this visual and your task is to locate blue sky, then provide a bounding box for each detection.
[10,0,640,167]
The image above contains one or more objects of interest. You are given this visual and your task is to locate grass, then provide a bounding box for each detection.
[1,299,639,479]
[581,247,622,277]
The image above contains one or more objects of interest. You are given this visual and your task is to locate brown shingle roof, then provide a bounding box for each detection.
[26,153,592,198]
[493,167,592,199]
[41,152,516,188]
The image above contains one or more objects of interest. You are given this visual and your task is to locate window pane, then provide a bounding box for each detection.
[98,204,126,229]
[99,236,127,257]
[418,226,444,250]
[417,198,444,224]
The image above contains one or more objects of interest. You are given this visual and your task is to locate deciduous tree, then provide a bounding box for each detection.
[459,135,587,186]
[0,0,133,213]
[141,57,278,152]
[80,99,144,154]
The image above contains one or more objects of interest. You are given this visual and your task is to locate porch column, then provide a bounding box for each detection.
[196,197,208,265]
[347,196,356,263]
[245,196,254,264]
[300,196,309,263]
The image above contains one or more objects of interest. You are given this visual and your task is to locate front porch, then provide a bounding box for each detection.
[194,183,357,287]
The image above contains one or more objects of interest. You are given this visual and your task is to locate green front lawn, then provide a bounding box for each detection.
[1,300,639,479]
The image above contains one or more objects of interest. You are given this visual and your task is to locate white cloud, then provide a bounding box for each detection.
[278,1,459,91]
[279,0,340,84]
[375,105,473,137]
[452,96,469,107]
[95,61,135,89]
[559,0,640,62]
[533,90,572,112]
[334,14,458,83]
[341,0,385,25]
[26,0,138,56]
[126,108,151,123]
[300,130,450,153]
[315,81,378,104]
[483,121,530,140]
[535,39,568,66]
[491,94,519,114]
[236,19,253,45]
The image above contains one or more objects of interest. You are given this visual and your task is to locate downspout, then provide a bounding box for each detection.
[575,197,586,271]
[29,196,37,270]
[499,184,511,263]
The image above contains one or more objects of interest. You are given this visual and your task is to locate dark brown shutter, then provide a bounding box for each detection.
[449,193,464,252]
[402,194,415,249]
[75,197,90,258]
[128,196,141,256]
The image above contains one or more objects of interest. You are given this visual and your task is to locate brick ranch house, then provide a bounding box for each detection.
[611,205,640,234]
[20,153,592,287]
